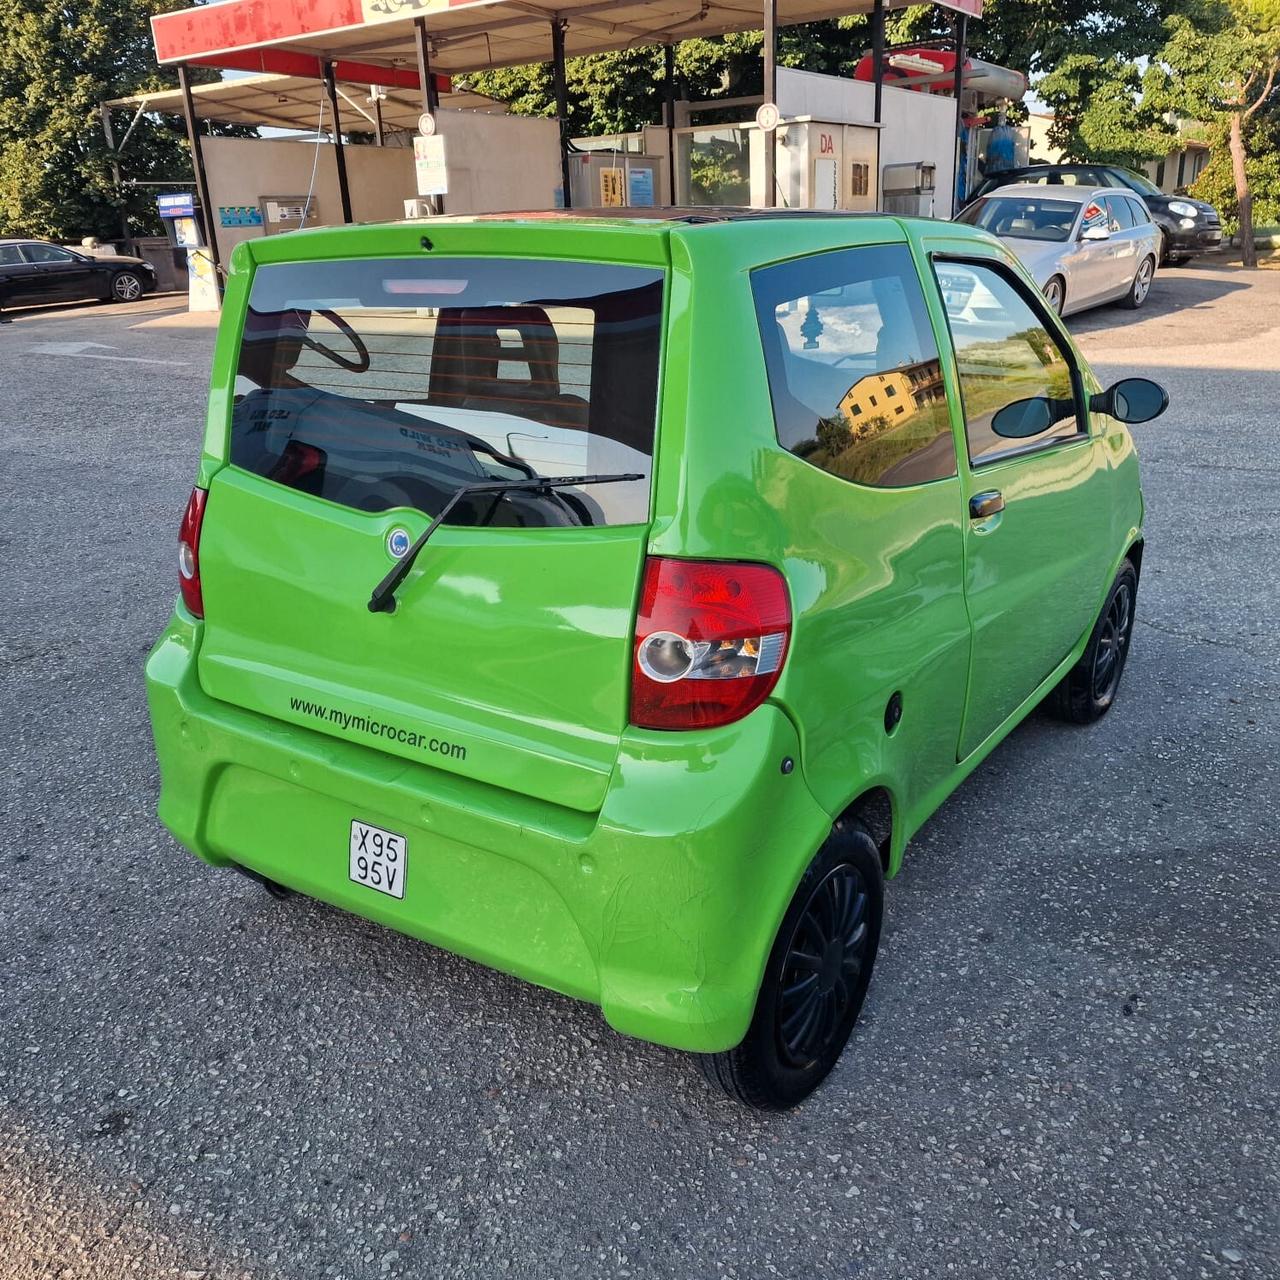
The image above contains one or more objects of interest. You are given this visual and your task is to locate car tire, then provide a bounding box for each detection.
[1122,256,1155,309]
[699,819,883,1111]
[110,271,145,303]
[1166,256,1192,267]
[1043,275,1066,316]
[1047,559,1138,725]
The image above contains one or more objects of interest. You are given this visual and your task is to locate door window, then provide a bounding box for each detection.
[21,244,77,264]
[752,244,954,488]
[1125,197,1152,226]
[933,260,1083,466]
[1103,195,1137,232]
[0,245,23,265]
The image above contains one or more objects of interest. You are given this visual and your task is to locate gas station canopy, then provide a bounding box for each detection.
[151,0,981,78]
[107,74,507,137]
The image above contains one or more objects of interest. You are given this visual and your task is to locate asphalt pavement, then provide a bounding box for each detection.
[1,265,1277,1280]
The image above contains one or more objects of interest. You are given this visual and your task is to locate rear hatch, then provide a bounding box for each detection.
[196,245,666,813]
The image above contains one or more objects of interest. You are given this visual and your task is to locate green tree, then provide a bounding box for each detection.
[0,0,213,241]
[467,0,1180,138]
[1036,55,1177,166]
[1153,0,1280,266]
[468,23,872,137]
[1188,108,1280,236]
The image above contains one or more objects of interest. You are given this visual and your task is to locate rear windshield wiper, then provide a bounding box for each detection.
[367,473,644,614]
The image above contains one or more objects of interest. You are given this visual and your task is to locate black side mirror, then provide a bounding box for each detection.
[991,396,1053,438]
[990,395,1076,439]
[1090,377,1168,424]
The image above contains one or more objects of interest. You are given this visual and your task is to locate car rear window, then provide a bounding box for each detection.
[230,257,664,527]
[956,196,1079,242]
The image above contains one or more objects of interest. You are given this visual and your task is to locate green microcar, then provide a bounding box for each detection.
[146,211,1167,1109]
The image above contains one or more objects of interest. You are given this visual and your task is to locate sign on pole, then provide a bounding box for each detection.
[413,135,448,196]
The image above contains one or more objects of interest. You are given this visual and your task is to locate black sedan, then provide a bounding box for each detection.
[965,164,1223,266]
[0,239,157,311]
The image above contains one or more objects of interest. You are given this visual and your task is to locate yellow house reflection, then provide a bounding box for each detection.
[836,358,946,432]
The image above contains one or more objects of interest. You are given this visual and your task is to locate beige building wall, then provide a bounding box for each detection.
[1025,113,1065,164]
[1141,145,1211,194]
[201,136,416,259]
[201,111,562,261]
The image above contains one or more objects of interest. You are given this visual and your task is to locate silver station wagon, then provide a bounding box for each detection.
[955,183,1161,317]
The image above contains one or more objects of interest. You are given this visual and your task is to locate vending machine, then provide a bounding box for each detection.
[156,191,219,311]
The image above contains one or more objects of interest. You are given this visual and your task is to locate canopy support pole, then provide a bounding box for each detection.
[373,91,384,146]
[762,0,777,208]
[952,13,968,214]
[323,62,354,223]
[551,18,572,207]
[871,0,885,124]
[663,43,677,205]
[177,64,221,287]
[414,17,444,213]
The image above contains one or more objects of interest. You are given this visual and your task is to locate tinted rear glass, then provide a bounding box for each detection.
[957,196,1079,242]
[231,257,664,527]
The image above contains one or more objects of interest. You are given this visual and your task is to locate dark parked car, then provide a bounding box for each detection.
[966,165,1222,266]
[0,239,157,311]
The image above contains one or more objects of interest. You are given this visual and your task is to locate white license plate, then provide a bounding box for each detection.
[349,820,407,899]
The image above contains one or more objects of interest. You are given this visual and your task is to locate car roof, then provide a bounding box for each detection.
[433,208,898,226]
[975,184,1124,204]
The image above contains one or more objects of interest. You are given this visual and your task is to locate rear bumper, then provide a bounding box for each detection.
[145,609,833,1053]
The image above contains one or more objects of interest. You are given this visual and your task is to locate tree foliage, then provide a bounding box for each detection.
[1037,55,1177,165]
[1153,0,1280,261]
[0,0,216,241]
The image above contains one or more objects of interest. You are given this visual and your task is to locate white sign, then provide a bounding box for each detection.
[756,102,780,133]
[888,53,947,74]
[418,111,436,137]
[413,135,448,196]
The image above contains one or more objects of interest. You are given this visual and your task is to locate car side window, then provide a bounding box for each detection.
[1126,197,1151,226]
[1104,196,1136,232]
[752,244,954,489]
[933,260,1084,466]
[1080,199,1108,235]
[22,244,76,264]
[0,245,23,266]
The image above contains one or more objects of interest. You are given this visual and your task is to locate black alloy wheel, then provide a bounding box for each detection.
[1048,559,1139,724]
[1091,576,1134,703]
[700,820,883,1110]
[776,864,871,1068]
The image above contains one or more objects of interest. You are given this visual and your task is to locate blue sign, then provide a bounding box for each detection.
[628,167,656,208]
[219,205,263,228]
[157,192,195,219]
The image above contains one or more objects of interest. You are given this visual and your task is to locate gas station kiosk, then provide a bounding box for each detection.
[103,0,1025,310]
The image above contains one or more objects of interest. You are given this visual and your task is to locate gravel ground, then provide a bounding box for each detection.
[1,265,1277,1280]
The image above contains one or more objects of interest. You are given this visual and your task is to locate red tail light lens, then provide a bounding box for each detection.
[631,557,792,730]
[177,487,207,618]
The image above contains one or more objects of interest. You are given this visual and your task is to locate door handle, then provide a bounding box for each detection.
[969,490,1005,520]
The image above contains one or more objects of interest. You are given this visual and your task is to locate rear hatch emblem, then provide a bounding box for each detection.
[386,528,411,560]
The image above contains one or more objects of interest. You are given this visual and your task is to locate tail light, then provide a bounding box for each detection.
[177,487,207,618]
[630,557,792,730]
